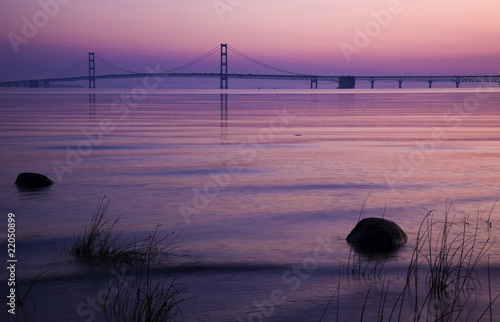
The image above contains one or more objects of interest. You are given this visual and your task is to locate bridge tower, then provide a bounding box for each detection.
[310,77,318,89]
[88,52,96,89]
[220,44,228,89]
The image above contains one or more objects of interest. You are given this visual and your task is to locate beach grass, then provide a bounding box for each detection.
[71,195,176,265]
[102,237,185,322]
[70,195,183,321]
[322,202,499,321]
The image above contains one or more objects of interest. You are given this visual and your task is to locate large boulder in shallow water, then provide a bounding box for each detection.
[15,172,53,189]
[346,217,407,252]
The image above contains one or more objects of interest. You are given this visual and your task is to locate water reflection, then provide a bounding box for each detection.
[89,93,96,119]
[16,186,52,201]
[220,93,228,145]
[339,93,356,113]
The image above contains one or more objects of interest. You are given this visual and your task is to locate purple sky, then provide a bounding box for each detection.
[1,0,499,83]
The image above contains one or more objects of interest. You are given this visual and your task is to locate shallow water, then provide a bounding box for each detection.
[1,88,500,321]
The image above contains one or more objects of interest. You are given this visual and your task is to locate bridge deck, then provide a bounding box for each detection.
[2,73,500,88]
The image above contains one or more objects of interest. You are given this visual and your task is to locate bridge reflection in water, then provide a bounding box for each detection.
[220,93,228,145]
[86,92,230,145]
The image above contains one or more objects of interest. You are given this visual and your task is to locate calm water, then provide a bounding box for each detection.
[1,87,500,321]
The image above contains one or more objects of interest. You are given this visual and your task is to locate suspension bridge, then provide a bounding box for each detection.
[1,44,499,89]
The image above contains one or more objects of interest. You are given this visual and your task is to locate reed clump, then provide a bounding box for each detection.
[102,236,185,322]
[71,195,184,321]
[322,202,499,322]
[393,204,495,321]
[71,195,175,264]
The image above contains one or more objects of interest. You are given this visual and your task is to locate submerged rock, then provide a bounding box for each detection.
[15,172,53,189]
[346,217,407,252]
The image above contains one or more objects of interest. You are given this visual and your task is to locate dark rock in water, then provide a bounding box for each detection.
[346,217,407,252]
[15,172,53,189]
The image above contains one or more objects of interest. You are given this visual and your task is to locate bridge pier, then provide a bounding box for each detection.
[398,80,403,89]
[370,80,375,89]
[310,77,318,89]
[43,81,50,88]
[428,80,432,88]
[455,81,460,88]
[338,76,356,89]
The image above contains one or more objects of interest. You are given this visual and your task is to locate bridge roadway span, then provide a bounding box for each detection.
[2,73,500,89]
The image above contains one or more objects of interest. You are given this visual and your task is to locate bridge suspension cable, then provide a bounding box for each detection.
[94,45,220,75]
[52,54,88,78]
[95,54,139,74]
[228,45,304,76]
[164,44,220,73]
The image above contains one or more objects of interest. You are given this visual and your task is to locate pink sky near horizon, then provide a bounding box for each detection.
[1,0,499,80]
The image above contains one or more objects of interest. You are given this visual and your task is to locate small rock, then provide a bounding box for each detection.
[346,217,407,252]
[15,172,53,189]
